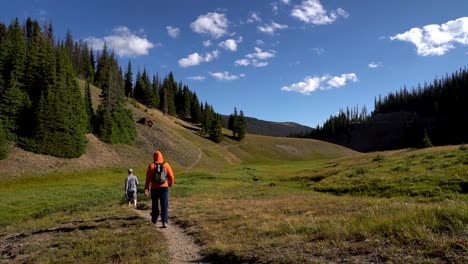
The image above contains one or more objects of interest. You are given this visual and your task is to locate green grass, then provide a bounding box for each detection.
[167,146,468,263]
[0,168,165,263]
[1,146,467,263]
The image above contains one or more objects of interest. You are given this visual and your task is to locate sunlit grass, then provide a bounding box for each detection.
[0,168,166,263]
[165,146,468,263]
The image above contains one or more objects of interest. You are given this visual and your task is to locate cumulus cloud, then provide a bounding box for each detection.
[203,40,212,47]
[281,73,358,95]
[166,26,180,38]
[247,12,262,23]
[390,17,468,56]
[235,47,276,67]
[311,47,325,55]
[327,73,358,88]
[258,21,288,34]
[291,0,348,25]
[210,71,246,81]
[218,37,243,51]
[85,26,155,57]
[178,50,219,67]
[247,47,276,60]
[368,61,383,68]
[187,75,206,81]
[190,12,229,39]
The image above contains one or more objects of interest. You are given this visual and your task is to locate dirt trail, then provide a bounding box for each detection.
[134,209,205,264]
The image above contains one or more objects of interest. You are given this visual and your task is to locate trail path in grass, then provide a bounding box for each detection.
[134,209,205,264]
[186,147,202,172]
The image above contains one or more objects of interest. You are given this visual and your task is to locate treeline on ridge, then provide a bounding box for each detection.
[291,68,468,151]
[0,17,226,159]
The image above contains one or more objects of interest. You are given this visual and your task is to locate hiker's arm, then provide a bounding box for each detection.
[166,164,174,187]
[144,164,151,196]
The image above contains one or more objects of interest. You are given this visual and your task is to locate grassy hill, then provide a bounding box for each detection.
[0,80,466,263]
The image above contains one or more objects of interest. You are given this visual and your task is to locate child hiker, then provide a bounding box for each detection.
[125,168,139,208]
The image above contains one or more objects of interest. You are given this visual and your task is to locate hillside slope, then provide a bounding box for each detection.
[0,81,357,177]
[222,115,313,137]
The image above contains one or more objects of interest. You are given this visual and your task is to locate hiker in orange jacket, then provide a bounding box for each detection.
[144,150,174,228]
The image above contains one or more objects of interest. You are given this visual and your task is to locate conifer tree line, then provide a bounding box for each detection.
[119,58,224,142]
[0,17,227,159]
[292,67,468,149]
[0,17,137,159]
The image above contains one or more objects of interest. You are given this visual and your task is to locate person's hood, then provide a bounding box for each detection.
[153,151,164,163]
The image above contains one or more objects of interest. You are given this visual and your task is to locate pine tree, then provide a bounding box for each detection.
[151,74,160,108]
[84,80,94,133]
[209,114,224,143]
[94,104,114,143]
[0,74,30,140]
[190,92,202,123]
[237,110,247,140]
[228,107,238,137]
[201,102,213,135]
[182,85,192,119]
[32,47,87,158]
[420,129,433,148]
[0,120,8,160]
[124,60,133,97]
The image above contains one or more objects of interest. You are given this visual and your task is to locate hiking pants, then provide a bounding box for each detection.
[151,187,169,224]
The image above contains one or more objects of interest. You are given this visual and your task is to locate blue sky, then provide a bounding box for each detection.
[1,0,468,128]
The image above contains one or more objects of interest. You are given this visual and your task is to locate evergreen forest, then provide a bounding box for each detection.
[0,17,227,159]
[292,68,468,150]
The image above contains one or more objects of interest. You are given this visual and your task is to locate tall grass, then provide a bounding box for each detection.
[166,146,468,263]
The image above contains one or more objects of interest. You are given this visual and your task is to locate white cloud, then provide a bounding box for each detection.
[247,47,276,60]
[327,73,358,88]
[256,40,265,45]
[218,37,243,51]
[258,21,288,34]
[291,0,348,25]
[85,26,155,57]
[390,17,468,56]
[281,73,358,95]
[247,12,262,23]
[203,40,212,47]
[187,75,206,81]
[190,12,229,39]
[210,71,245,81]
[311,47,324,55]
[166,26,180,38]
[234,59,250,66]
[281,0,291,4]
[235,47,275,67]
[368,61,382,68]
[178,50,219,67]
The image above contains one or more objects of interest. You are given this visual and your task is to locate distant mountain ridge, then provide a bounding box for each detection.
[222,115,313,137]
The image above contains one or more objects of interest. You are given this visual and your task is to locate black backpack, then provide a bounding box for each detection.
[154,162,167,184]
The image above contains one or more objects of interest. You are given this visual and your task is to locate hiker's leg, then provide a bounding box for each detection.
[150,188,160,223]
[126,191,131,206]
[160,187,169,224]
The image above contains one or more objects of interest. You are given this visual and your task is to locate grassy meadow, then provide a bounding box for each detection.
[0,144,467,263]
[0,167,168,263]
[170,145,467,263]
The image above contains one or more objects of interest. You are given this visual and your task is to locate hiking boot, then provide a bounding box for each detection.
[161,222,167,228]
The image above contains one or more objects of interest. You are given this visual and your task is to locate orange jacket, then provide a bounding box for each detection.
[144,151,174,190]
